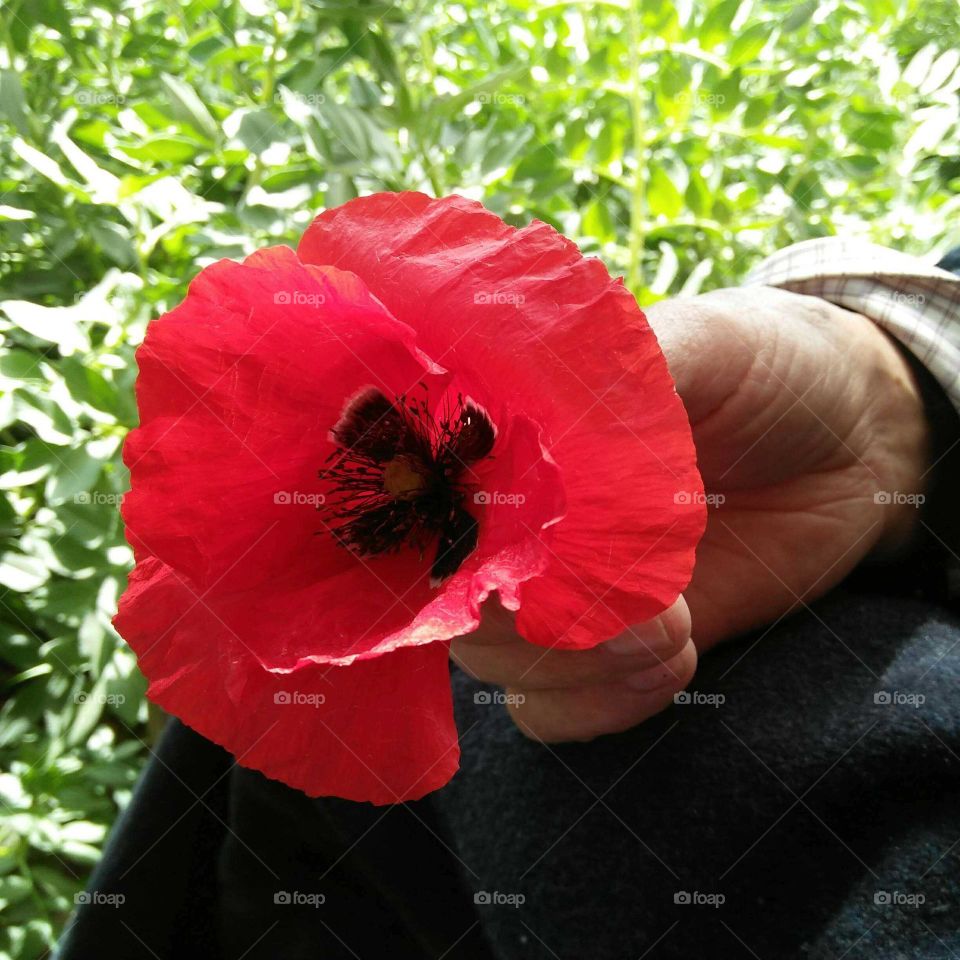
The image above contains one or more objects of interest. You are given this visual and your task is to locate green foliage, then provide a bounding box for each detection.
[0,0,958,953]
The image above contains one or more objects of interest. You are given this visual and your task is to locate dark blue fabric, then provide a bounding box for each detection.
[433,588,960,959]
[55,716,232,959]
[937,245,960,275]
[55,717,490,960]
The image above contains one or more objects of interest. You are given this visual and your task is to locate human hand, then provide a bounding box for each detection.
[452,286,929,740]
[649,285,929,652]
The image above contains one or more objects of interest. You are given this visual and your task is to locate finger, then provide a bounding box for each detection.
[451,596,692,690]
[505,639,698,742]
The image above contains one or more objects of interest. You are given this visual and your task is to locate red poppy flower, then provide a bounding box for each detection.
[114,192,705,805]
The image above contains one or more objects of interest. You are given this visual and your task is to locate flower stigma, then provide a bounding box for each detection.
[321,386,495,583]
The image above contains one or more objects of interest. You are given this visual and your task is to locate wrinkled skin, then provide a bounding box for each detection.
[452,286,930,742]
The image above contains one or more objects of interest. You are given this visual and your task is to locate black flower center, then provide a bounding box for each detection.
[320,387,495,584]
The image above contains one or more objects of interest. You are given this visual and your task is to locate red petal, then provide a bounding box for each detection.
[114,557,459,805]
[120,404,563,671]
[299,193,705,648]
[122,246,440,593]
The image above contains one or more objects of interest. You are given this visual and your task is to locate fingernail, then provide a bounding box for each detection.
[604,619,676,656]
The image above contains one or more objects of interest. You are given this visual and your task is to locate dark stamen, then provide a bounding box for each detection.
[320,387,494,583]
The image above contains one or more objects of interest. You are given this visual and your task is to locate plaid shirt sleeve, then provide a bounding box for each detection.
[745,237,960,415]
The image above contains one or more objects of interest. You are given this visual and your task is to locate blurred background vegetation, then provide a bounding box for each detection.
[0,0,958,954]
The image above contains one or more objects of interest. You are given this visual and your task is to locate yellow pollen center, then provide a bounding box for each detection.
[383,458,425,499]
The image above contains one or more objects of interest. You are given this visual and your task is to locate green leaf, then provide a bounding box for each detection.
[699,0,740,50]
[59,358,124,417]
[44,446,104,506]
[0,205,34,221]
[650,241,679,295]
[11,393,75,444]
[0,553,49,592]
[581,199,616,242]
[160,73,219,140]
[902,44,937,90]
[88,222,138,269]
[0,440,55,489]
[782,0,817,32]
[0,875,32,910]
[0,301,89,355]
[647,166,684,218]
[227,108,284,154]
[729,23,771,66]
[0,350,44,385]
[120,136,203,163]
[684,169,712,217]
[0,71,30,137]
[919,50,960,96]
[11,139,79,192]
